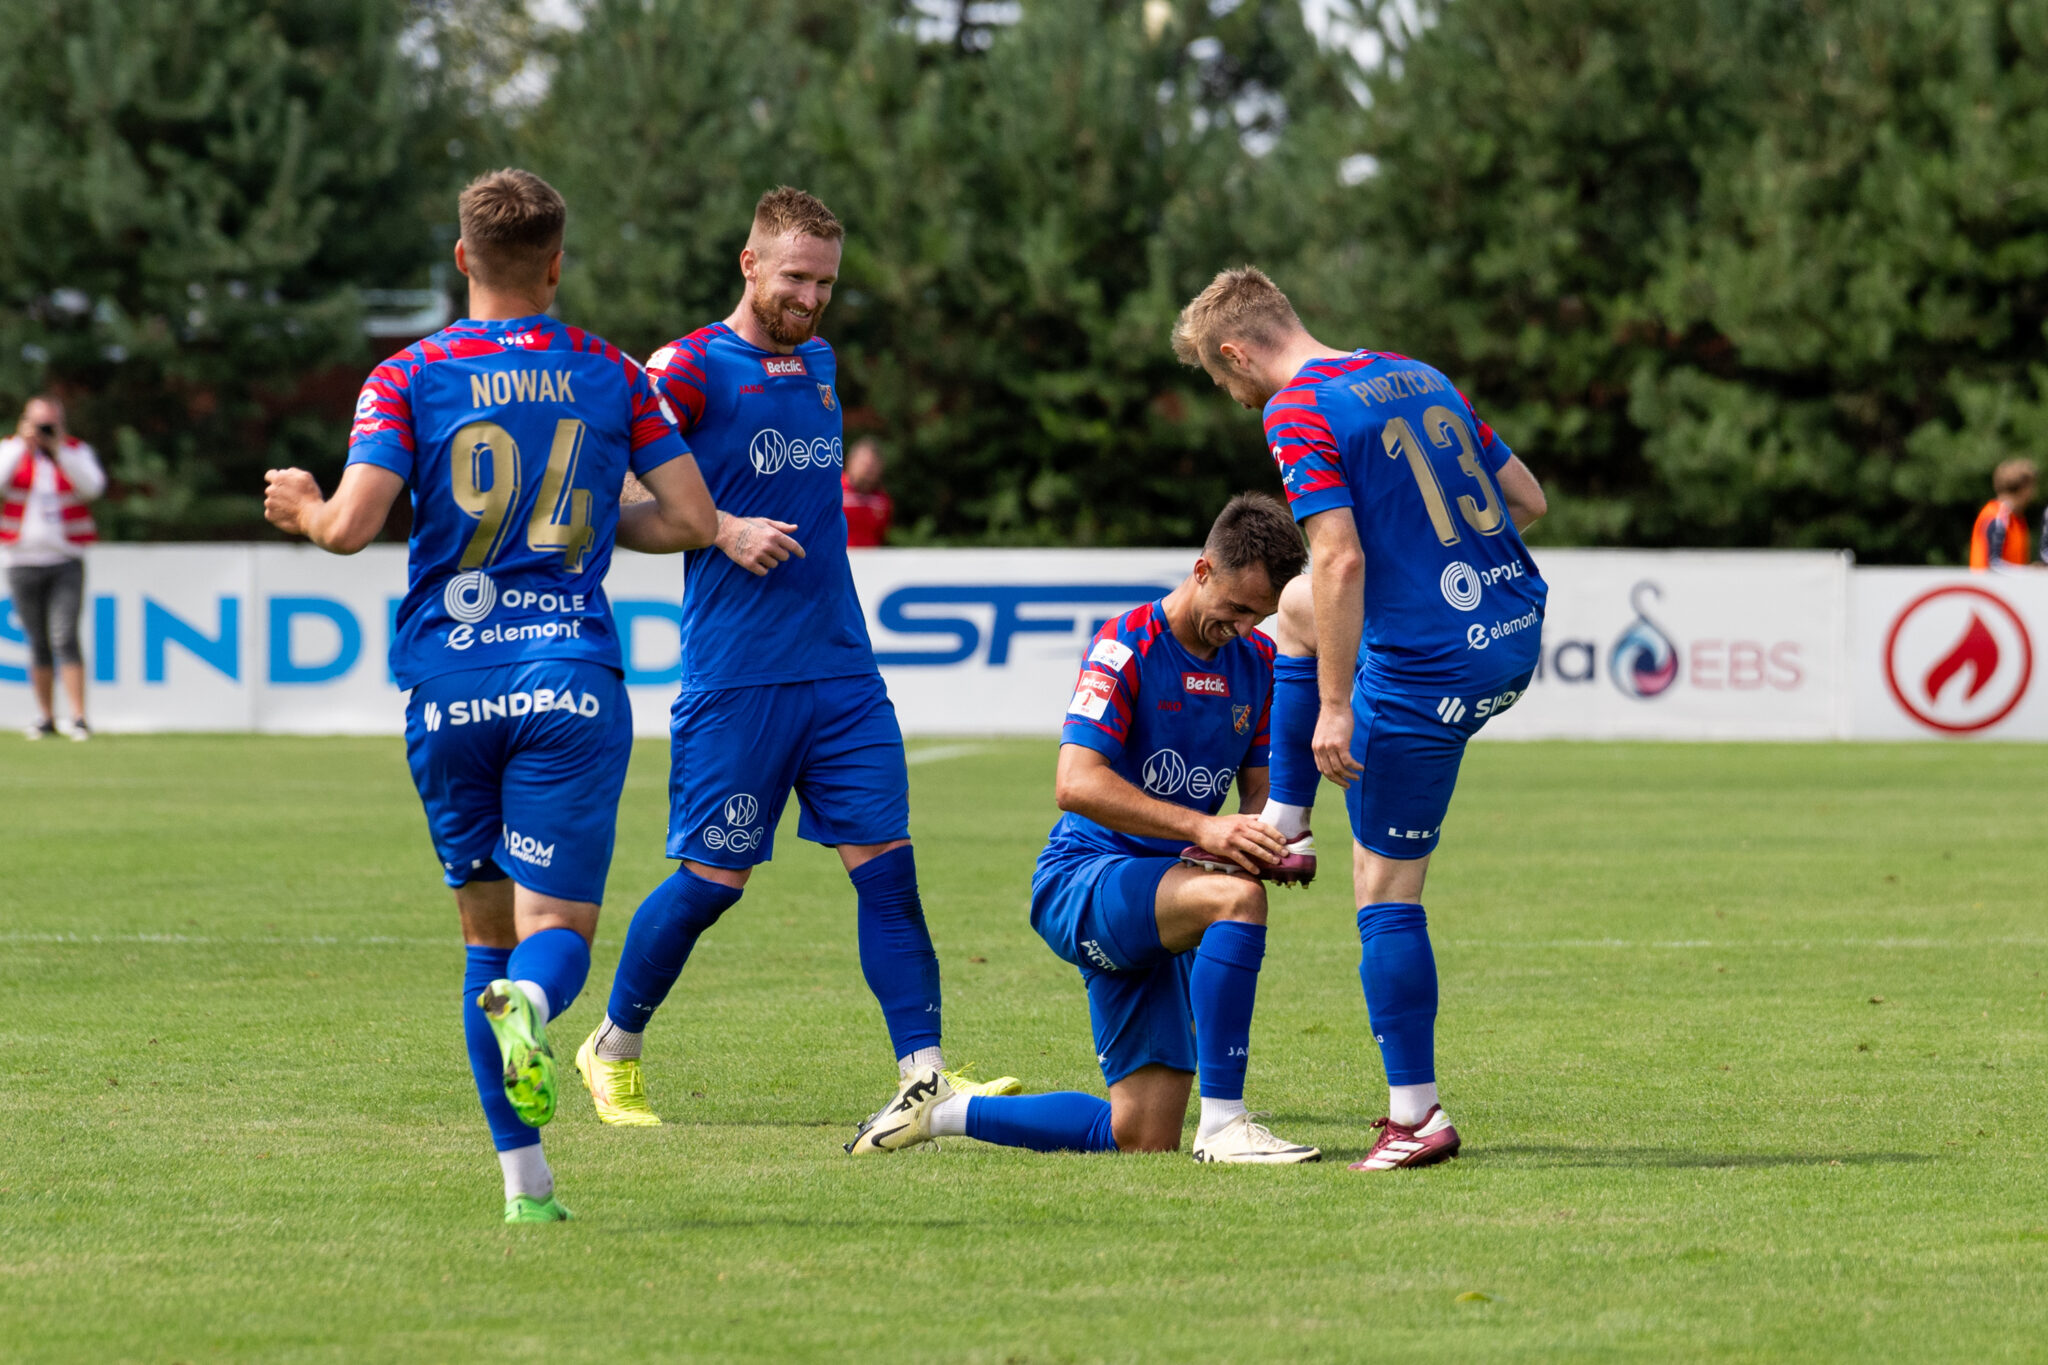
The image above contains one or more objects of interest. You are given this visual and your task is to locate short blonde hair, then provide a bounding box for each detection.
[458,169,566,289]
[1995,458,2037,497]
[1172,266,1303,368]
[749,186,844,248]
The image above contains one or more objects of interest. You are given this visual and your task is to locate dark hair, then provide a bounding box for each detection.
[1205,491,1306,591]
[458,168,567,289]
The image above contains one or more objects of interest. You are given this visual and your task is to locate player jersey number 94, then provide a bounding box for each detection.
[450,417,596,572]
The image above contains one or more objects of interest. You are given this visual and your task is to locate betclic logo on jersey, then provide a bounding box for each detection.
[747,428,845,477]
[760,355,809,379]
[1182,672,1228,696]
[702,792,766,853]
[1140,748,1236,801]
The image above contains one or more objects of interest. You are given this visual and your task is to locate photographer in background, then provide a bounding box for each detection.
[841,436,893,547]
[2,395,104,740]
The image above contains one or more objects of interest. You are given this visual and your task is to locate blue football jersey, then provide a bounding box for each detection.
[1265,351,1547,691]
[1042,600,1274,862]
[644,323,875,692]
[347,314,687,690]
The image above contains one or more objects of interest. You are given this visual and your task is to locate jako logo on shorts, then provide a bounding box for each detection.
[502,824,555,868]
[444,570,497,624]
[748,428,844,477]
[1140,748,1235,800]
[703,792,765,852]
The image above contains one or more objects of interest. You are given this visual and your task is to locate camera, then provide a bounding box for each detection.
[33,422,57,438]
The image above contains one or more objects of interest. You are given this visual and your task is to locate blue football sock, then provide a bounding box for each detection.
[965,1093,1118,1153]
[1190,919,1266,1101]
[463,945,536,1151]
[1357,901,1437,1085]
[604,867,744,1034]
[506,925,590,1023]
[1268,654,1322,809]
[849,845,942,1057]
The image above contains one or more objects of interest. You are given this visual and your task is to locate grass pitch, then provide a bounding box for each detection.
[5,734,2047,1362]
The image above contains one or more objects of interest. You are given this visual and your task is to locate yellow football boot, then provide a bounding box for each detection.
[574,1027,662,1127]
[941,1066,1023,1098]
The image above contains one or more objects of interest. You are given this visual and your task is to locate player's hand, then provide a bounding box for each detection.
[1193,813,1286,875]
[263,468,323,537]
[716,514,804,576]
[1312,702,1362,789]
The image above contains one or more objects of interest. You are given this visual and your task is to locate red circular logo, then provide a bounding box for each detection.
[1882,585,2033,734]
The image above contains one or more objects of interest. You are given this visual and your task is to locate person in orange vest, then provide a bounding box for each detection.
[841,436,893,547]
[2,395,105,740]
[1970,458,2035,571]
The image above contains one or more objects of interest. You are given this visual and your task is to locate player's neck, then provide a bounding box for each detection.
[1162,578,1218,661]
[725,295,793,355]
[464,285,552,322]
[1267,334,1353,389]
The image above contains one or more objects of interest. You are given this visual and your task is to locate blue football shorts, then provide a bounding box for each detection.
[1030,851,1194,1085]
[666,672,911,867]
[404,658,633,904]
[1346,668,1536,859]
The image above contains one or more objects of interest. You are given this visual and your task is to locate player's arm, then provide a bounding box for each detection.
[1301,508,1365,788]
[1054,745,1282,874]
[1498,455,1546,531]
[263,464,405,555]
[617,455,718,553]
[1236,765,1270,815]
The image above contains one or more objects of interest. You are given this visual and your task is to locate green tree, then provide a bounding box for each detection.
[533,0,1369,543]
[0,0,457,537]
[1344,0,2048,562]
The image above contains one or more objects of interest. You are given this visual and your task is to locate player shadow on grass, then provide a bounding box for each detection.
[1470,1145,1932,1170]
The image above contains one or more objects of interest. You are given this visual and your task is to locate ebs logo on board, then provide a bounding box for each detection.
[1533,579,1804,700]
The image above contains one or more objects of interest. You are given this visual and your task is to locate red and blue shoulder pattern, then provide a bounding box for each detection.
[348,318,671,463]
[1062,600,1174,751]
[642,322,837,436]
[1261,350,1506,520]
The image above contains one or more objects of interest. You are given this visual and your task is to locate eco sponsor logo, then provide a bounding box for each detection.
[502,824,555,868]
[1140,747,1235,801]
[1882,584,2033,735]
[1182,672,1228,696]
[748,428,844,477]
[703,792,766,853]
[426,686,604,729]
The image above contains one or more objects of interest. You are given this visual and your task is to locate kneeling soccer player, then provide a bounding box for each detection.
[263,170,716,1221]
[1174,266,1550,1171]
[852,494,1320,1163]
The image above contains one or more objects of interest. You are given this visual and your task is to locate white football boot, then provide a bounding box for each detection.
[846,1066,953,1154]
[1191,1111,1322,1164]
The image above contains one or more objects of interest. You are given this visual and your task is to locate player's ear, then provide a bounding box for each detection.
[545,250,563,289]
[738,246,757,285]
[453,240,471,279]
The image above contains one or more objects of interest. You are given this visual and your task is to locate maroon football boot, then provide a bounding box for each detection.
[1346,1105,1461,1171]
[1177,830,1317,886]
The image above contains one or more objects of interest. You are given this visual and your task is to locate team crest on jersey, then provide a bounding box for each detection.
[761,355,809,378]
[1233,703,1251,734]
[817,383,836,411]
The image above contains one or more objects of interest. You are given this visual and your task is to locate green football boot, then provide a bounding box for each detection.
[477,980,557,1127]
[503,1193,573,1224]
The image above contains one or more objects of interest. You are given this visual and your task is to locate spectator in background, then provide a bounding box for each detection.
[842,436,893,547]
[1,396,104,740]
[1969,459,2035,572]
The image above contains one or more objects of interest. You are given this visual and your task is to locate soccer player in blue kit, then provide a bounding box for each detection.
[850,495,1322,1164]
[262,170,717,1221]
[575,188,1018,1139]
[1173,268,1550,1172]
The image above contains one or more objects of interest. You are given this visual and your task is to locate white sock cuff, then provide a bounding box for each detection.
[899,1045,944,1078]
[929,1093,972,1138]
[514,979,551,1027]
[498,1142,553,1201]
[1197,1096,1248,1138]
[1388,1082,1439,1127]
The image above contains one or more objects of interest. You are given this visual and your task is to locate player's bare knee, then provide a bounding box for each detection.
[1211,874,1267,926]
[1111,1113,1180,1153]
